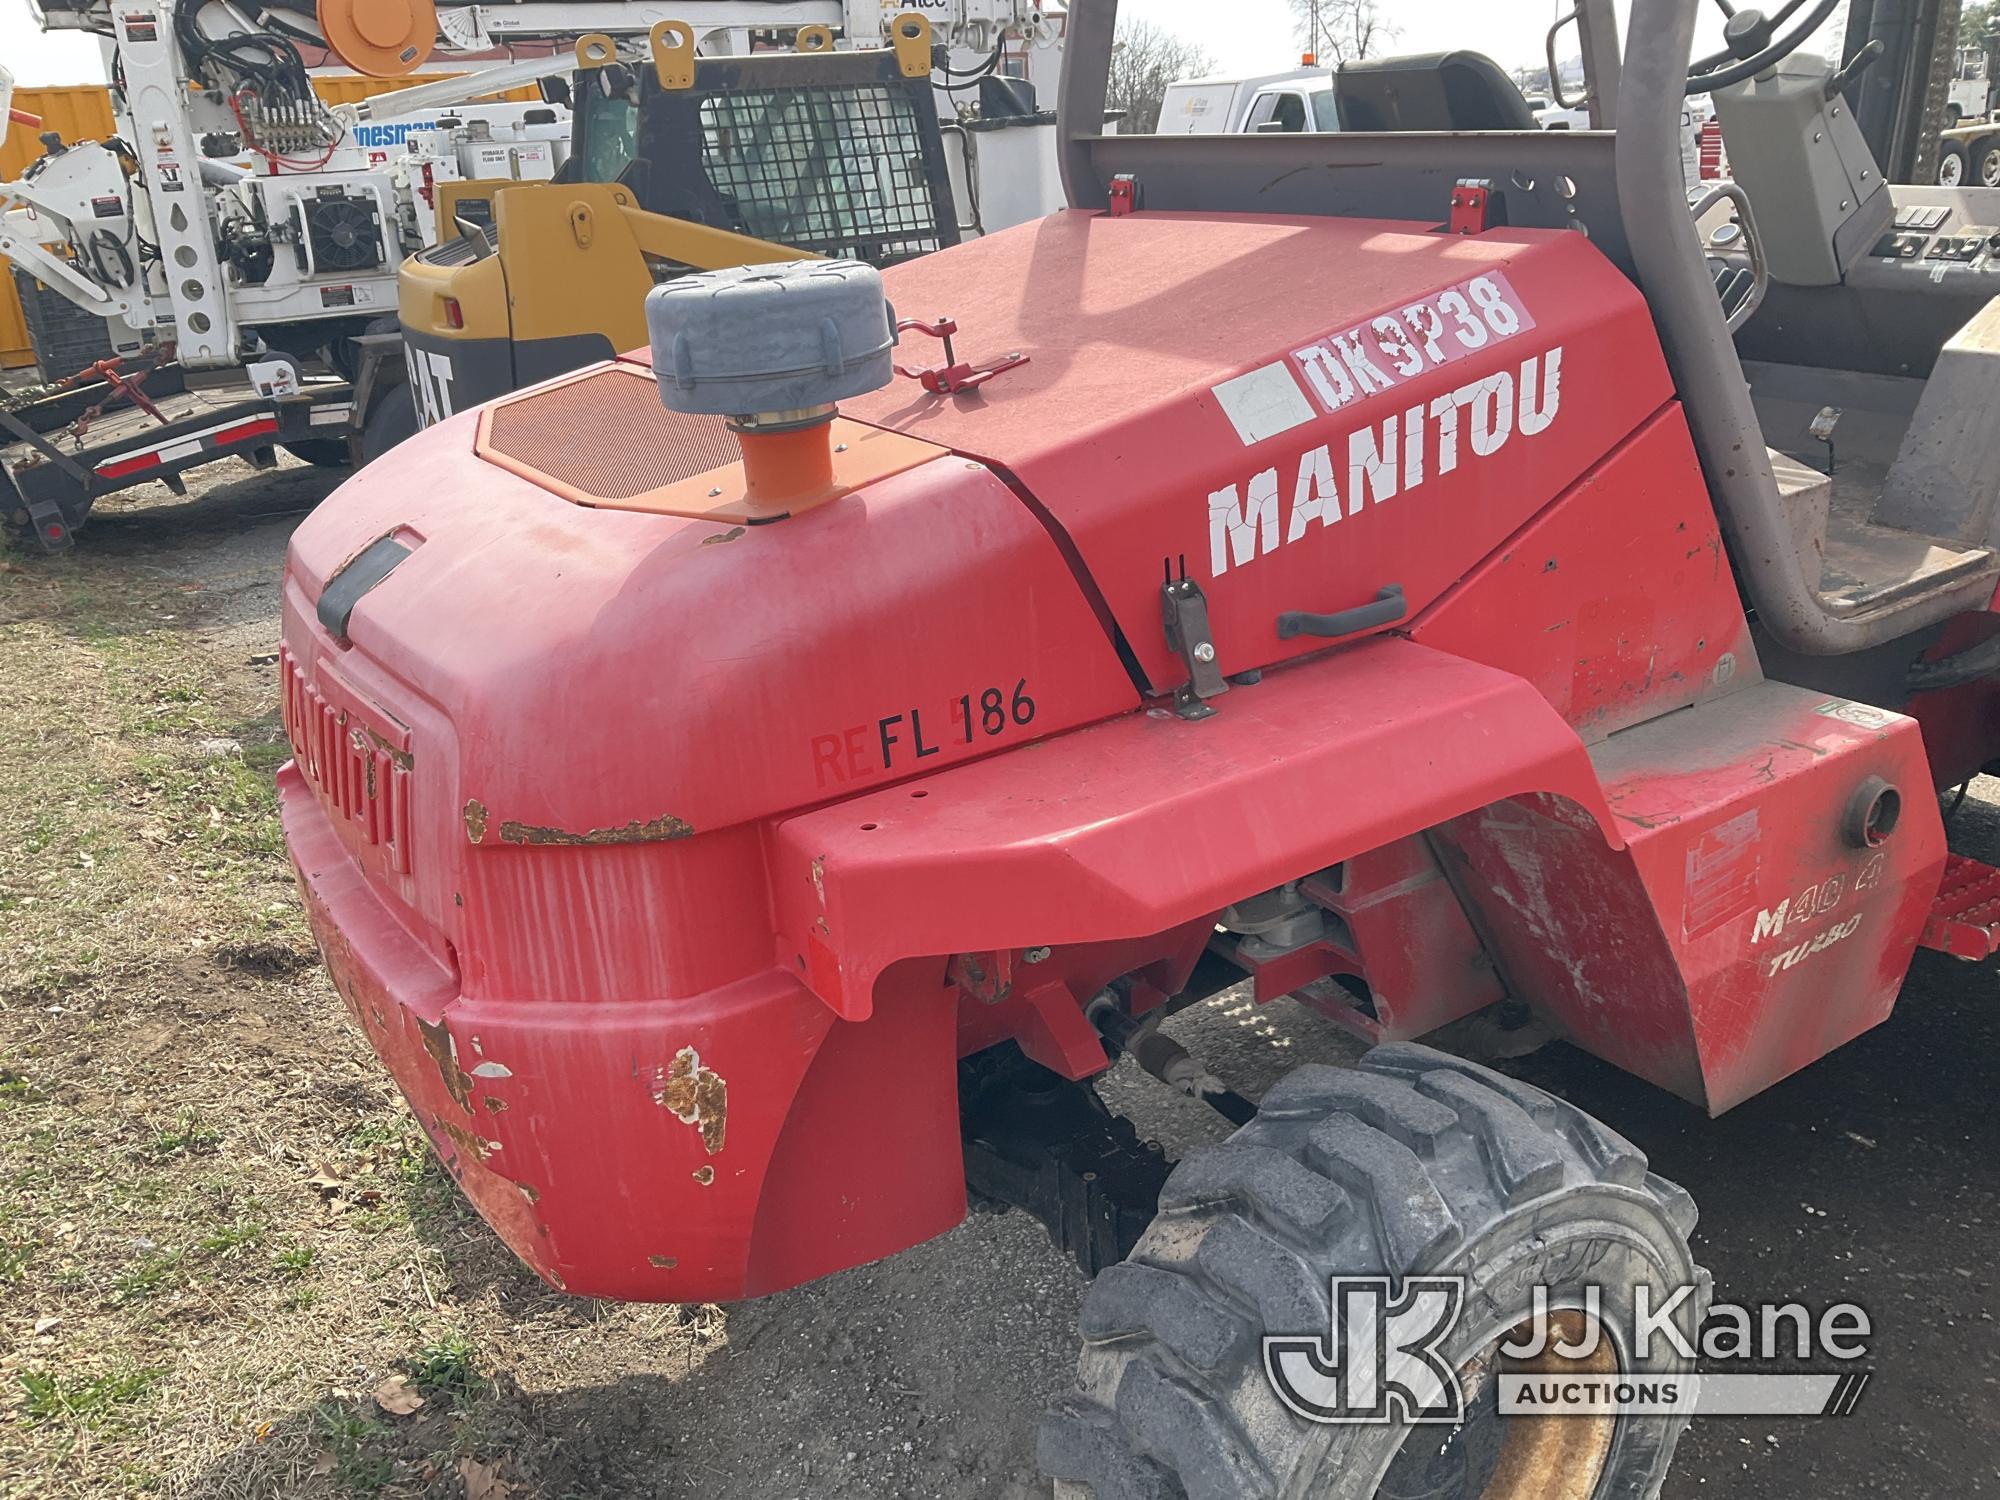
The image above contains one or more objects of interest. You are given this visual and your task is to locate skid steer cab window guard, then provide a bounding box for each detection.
[573,47,961,268]
[699,84,940,262]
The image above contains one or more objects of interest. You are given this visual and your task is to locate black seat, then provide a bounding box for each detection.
[1334,51,1539,133]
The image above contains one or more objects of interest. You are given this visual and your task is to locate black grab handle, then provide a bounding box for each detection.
[1276,583,1406,641]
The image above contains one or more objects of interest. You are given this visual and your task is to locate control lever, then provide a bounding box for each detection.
[1826,40,1884,100]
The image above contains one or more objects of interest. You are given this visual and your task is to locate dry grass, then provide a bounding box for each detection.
[0,552,721,1497]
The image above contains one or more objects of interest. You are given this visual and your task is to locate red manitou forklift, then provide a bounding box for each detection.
[275,0,2000,1491]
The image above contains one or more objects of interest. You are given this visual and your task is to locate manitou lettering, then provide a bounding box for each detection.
[1208,346,1564,576]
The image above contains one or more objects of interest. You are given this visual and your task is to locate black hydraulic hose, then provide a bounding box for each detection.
[1087,991,1257,1126]
[934,55,1005,92]
[939,41,1006,78]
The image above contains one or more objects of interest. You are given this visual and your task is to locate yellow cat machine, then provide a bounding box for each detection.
[372,15,960,450]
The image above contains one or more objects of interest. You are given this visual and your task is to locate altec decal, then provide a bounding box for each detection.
[1207,342,1562,577]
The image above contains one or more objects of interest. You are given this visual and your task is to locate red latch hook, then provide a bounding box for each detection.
[892,316,1029,395]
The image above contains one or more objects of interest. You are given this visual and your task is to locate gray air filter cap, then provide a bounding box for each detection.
[645,259,898,417]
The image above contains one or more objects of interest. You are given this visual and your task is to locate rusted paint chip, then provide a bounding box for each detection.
[463,799,489,843]
[498,812,694,846]
[517,1181,540,1204]
[691,1165,715,1186]
[483,1096,508,1114]
[439,1115,499,1161]
[356,722,414,769]
[415,1013,473,1111]
[648,1254,679,1269]
[701,526,747,546]
[651,1046,728,1155]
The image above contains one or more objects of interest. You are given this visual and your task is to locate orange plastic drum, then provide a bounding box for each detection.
[317,0,436,77]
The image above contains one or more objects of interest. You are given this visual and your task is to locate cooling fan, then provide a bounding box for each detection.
[292,189,384,276]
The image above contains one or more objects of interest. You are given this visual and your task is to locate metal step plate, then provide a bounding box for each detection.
[1920,853,2000,959]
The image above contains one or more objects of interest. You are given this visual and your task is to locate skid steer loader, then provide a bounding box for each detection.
[376,17,960,451]
[276,0,2000,1491]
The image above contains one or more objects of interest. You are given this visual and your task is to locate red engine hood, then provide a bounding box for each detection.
[281,412,1138,865]
[627,209,1675,692]
[287,206,1673,905]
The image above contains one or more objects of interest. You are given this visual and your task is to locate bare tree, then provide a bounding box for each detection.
[1107,18,1216,134]
[1289,0,1398,64]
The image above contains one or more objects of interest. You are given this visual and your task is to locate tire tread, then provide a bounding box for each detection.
[1044,1043,1694,1499]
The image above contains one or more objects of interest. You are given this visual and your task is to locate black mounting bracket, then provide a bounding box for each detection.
[959,1045,1171,1277]
[1161,563,1228,720]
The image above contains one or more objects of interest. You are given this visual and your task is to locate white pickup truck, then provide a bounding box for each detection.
[1155,67,1332,135]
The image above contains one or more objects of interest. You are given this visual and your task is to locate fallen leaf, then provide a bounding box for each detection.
[32,1316,59,1337]
[311,1452,335,1476]
[305,1168,346,1197]
[458,1456,511,1500]
[372,1375,424,1417]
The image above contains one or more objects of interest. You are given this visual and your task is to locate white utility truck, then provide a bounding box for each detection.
[1,0,1064,552]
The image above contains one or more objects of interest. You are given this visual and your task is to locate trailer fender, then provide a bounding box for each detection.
[770,637,1623,1022]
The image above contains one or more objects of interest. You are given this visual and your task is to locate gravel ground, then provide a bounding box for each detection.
[5,456,1997,1498]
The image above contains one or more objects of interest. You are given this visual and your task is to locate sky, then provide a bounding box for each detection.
[4,2,108,84]
[1,0,1837,87]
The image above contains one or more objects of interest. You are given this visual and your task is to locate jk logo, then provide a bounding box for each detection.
[1263,1276,1466,1425]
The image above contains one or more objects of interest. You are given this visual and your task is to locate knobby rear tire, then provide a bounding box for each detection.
[1040,1043,1707,1500]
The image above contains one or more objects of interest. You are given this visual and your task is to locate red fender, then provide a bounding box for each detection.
[770,637,1624,1022]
